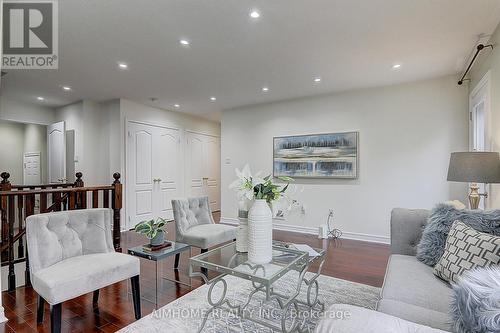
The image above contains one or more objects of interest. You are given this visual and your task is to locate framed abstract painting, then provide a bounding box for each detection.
[273,131,359,179]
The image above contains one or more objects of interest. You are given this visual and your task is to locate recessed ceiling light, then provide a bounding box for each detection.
[249,10,260,18]
[210,96,217,101]
[392,63,402,70]
[179,39,190,46]
[174,104,180,108]
[313,77,322,83]
[118,62,128,69]
[62,86,71,91]
[262,87,269,92]
[37,96,44,101]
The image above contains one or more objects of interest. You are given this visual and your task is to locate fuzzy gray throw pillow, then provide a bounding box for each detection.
[416,204,500,266]
[451,266,500,333]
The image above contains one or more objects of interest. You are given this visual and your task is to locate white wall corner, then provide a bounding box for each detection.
[220,217,390,244]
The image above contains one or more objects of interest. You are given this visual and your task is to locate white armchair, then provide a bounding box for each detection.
[26,208,141,333]
[171,197,236,268]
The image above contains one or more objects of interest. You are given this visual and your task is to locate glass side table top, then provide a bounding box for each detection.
[189,242,308,285]
[128,241,190,261]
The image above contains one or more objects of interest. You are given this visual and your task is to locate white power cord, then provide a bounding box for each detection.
[327,210,342,239]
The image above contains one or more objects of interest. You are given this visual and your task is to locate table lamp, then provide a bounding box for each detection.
[447,152,500,209]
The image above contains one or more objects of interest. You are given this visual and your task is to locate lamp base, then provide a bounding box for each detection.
[469,183,481,210]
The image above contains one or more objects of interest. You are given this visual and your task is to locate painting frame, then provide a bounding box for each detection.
[273,131,359,179]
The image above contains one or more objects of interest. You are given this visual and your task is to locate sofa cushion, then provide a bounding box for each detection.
[434,221,500,283]
[381,255,452,313]
[315,304,448,333]
[178,223,237,249]
[32,252,139,304]
[377,299,452,332]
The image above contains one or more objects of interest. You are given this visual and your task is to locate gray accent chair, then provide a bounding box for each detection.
[316,208,454,333]
[171,196,237,268]
[26,208,141,333]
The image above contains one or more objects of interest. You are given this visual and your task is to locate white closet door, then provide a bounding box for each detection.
[186,132,220,211]
[155,127,181,221]
[127,122,155,227]
[204,136,220,211]
[187,132,206,198]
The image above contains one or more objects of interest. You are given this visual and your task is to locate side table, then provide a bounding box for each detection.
[128,241,191,309]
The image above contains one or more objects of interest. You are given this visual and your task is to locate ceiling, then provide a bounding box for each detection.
[2,0,500,121]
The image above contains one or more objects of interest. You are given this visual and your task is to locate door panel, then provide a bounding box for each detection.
[47,121,66,183]
[187,133,205,197]
[127,122,182,228]
[23,152,41,185]
[135,131,153,184]
[205,136,220,211]
[156,128,181,220]
[127,123,155,226]
[186,132,221,211]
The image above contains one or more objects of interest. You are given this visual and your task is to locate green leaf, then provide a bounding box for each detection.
[278,176,294,182]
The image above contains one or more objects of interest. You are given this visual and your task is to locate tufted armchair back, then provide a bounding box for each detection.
[26,208,115,274]
[172,196,214,236]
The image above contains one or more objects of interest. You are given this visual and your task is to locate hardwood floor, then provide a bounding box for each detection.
[0,213,390,332]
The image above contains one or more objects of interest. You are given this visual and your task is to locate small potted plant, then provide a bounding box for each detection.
[134,217,170,246]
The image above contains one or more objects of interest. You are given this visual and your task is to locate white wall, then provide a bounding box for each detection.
[0,95,55,125]
[0,121,25,183]
[221,75,469,242]
[0,120,47,184]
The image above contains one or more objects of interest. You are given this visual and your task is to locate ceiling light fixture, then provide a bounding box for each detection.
[62,86,71,91]
[262,87,269,92]
[37,97,44,101]
[210,96,217,101]
[313,77,322,83]
[249,10,260,18]
[179,39,190,46]
[174,104,180,108]
[118,62,128,69]
[392,63,402,70]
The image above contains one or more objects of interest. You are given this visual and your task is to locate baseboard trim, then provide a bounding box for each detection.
[221,217,390,245]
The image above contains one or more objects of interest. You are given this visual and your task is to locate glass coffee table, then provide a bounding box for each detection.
[128,241,191,308]
[189,242,326,332]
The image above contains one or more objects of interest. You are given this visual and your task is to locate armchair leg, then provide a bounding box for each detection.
[93,289,99,307]
[50,303,62,333]
[37,294,45,324]
[131,275,141,319]
[174,253,180,270]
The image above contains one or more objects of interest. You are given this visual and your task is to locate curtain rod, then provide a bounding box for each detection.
[458,44,493,85]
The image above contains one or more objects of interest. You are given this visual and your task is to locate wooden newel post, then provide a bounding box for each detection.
[112,173,122,252]
[74,172,86,209]
[0,172,11,263]
[74,172,84,187]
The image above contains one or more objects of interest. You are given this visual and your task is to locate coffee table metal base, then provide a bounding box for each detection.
[190,255,326,333]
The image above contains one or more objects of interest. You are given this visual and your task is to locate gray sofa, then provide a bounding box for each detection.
[316,208,453,333]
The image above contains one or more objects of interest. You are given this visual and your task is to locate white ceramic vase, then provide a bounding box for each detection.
[248,199,273,264]
[236,217,248,253]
